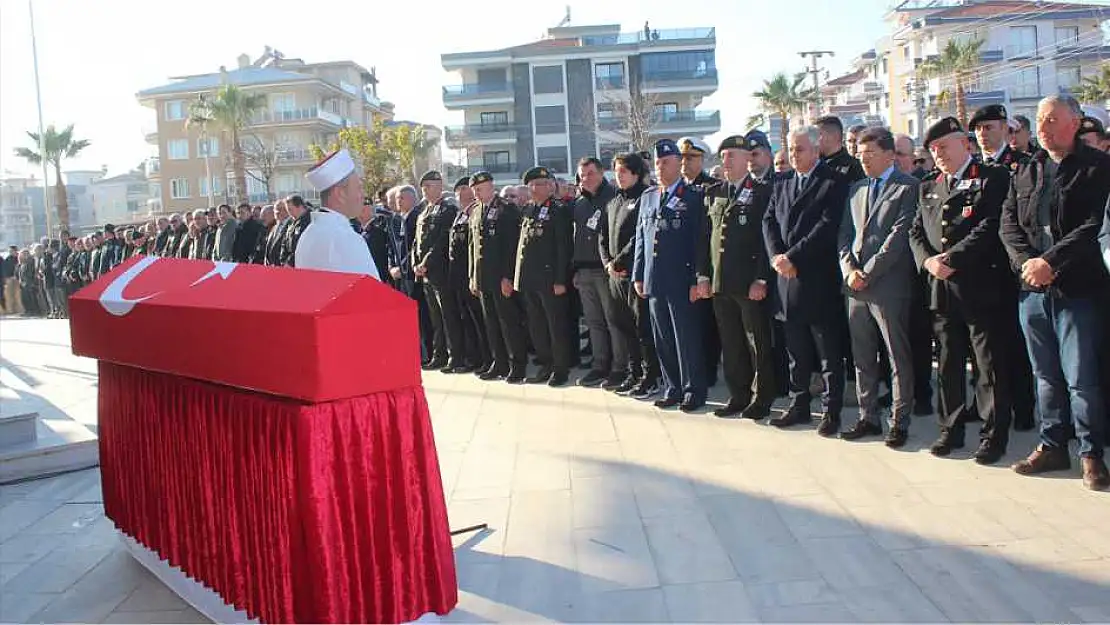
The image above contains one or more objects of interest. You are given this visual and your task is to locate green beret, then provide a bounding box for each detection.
[453,176,471,190]
[419,170,442,183]
[469,171,493,186]
[968,104,1007,131]
[522,166,553,184]
[924,117,964,150]
[1079,116,1106,136]
[717,135,752,153]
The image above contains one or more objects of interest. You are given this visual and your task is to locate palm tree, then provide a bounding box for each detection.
[205,84,266,203]
[185,95,217,206]
[752,73,815,150]
[917,37,985,128]
[1074,62,1110,104]
[13,124,90,233]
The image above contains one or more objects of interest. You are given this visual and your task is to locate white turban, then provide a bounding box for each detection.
[306,149,356,191]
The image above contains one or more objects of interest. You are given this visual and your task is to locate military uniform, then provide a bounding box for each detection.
[514,167,574,385]
[703,135,776,417]
[469,172,528,382]
[909,117,1016,460]
[413,171,462,371]
[822,148,866,184]
[282,210,311,266]
[448,177,490,372]
[634,139,710,410]
[679,137,722,388]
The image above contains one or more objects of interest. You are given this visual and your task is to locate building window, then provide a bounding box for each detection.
[641,51,715,81]
[598,144,627,169]
[653,103,679,121]
[594,63,625,90]
[197,137,219,158]
[480,111,509,128]
[170,178,190,199]
[482,151,511,173]
[477,68,507,88]
[1013,66,1041,99]
[1009,25,1037,57]
[534,105,566,134]
[276,174,298,194]
[168,139,189,160]
[536,146,568,174]
[1057,66,1081,91]
[164,100,185,121]
[270,93,296,113]
[532,65,564,94]
[198,176,223,198]
[1055,26,1080,48]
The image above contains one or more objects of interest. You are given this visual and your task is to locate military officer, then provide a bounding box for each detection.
[514,167,574,386]
[816,116,866,184]
[413,170,463,372]
[702,134,776,418]
[448,176,489,373]
[909,117,1015,465]
[634,139,710,412]
[679,136,722,388]
[970,104,1029,171]
[468,171,528,383]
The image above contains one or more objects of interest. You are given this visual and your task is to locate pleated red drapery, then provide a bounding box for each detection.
[97,361,458,624]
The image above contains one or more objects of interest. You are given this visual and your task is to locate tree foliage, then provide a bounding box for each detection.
[310,120,435,198]
[14,124,90,233]
[1075,62,1110,104]
[752,72,815,150]
[917,37,985,128]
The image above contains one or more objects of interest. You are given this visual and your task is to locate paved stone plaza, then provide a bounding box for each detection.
[2,317,1109,623]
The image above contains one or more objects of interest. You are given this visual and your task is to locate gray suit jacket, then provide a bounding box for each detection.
[838,169,919,302]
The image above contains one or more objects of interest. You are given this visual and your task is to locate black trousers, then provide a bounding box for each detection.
[698,299,721,385]
[713,293,776,407]
[422,282,450,363]
[933,303,1012,447]
[784,307,847,414]
[609,276,659,381]
[454,286,490,369]
[410,282,434,362]
[772,319,790,396]
[523,289,571,373]
[909,275,935,406]
[480,290,528,372]
[426,282,466,367]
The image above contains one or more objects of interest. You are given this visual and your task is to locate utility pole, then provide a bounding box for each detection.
[799,50,835,120]
[29,0,53,238]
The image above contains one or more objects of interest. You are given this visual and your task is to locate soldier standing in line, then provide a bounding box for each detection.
[469,171,528,383]
[448,176,490,373]
[413,171,463,373]
[678,136,722,388]
[514,167,574,386]
[909,117,1015,465]
[702,135,776,419]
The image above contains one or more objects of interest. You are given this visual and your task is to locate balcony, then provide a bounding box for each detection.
[1005,45,1040,59]
[1055,44,1110,60]
[581,28,715,46]
[442,82,514,108]
[145,158,161,179]
[652,110,721,133]
[274,148,317,164]
[595,77,627,91]
[979,49,1004,63]
[863,81,883,95]
[444,123,518,149]
[1008,83,1041,100]
[459,162,518,176]
[247,107,343,127]
[641,69,719,93]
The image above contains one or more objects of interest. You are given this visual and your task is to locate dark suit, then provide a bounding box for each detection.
[763,163,850,414]
[687,172,722,385]
[414,197,460,366]
[448,204,489,370]
[910,159,1014,449]
[839,169,919,430]
[703,175,775,408]
[470,196,527,375]
[515,198,573,374]
[633,181,708,402]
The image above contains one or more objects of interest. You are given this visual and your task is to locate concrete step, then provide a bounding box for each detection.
[0,417,98,484]
[0,410,39,448]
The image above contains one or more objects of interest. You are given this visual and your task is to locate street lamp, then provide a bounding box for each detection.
[29,0,53,237]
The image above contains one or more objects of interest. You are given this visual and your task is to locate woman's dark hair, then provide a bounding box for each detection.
[612,152,647,178]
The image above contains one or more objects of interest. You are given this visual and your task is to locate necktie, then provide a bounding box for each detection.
[796,175,806,196]
[869,178,882,208]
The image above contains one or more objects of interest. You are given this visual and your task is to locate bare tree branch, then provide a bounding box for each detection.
[240,134,287,201]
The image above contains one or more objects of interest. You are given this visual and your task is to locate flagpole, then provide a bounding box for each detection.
[29,0,53,238]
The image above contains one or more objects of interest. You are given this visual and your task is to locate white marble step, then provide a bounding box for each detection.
[0,410,38,448]
[0,417,98,484]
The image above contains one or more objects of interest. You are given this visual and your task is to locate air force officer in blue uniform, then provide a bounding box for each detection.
[634,139,710,412]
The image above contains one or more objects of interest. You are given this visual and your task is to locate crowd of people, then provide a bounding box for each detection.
[3,93,1109,491]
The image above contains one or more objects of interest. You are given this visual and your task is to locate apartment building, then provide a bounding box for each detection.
[137,47,393,213]
[880,0,1109,138]
[88,170,153,227]
[0,176,40,247]
[441,23,720,183]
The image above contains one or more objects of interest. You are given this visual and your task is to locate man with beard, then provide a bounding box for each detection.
[413,170,463,372]
[600,152,660,398]
[702,134,776,419]
[514,167,573,386]
[469,171,528,383]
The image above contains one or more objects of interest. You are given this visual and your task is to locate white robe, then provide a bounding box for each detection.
[294,208,381,280]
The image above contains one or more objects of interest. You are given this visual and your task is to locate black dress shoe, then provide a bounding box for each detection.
[631,380,661,400]
[680,395,705,413]
[929,430,966,457]
[840,419,882,441]
[526,367,552,384]
[422,358,448,371]
[973,440,1006,465]
[714,401,747,418]
[479,367,508,381]
[770,408,811,428]
[601,372,627,391]
[506,371,528,384]
[654,397,681,409]
[884,429,909,449]
[548,371,569,387]
[741,403,772,420]
[817,412,842,437]
[579,370,608,387]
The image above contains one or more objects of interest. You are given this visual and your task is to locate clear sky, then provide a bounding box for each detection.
[0,0,898,179]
